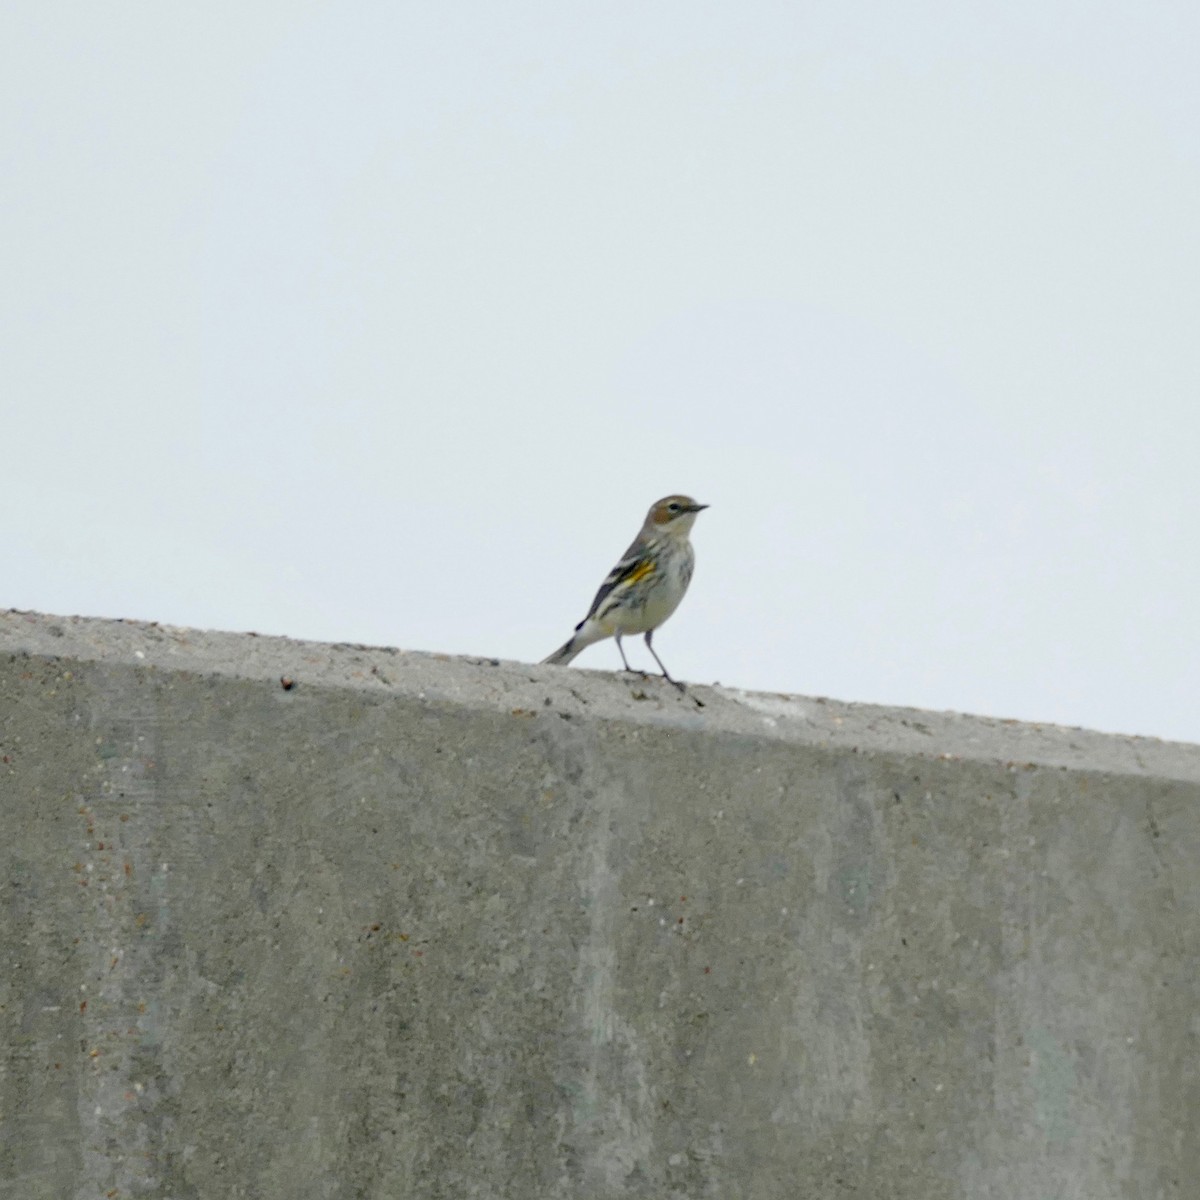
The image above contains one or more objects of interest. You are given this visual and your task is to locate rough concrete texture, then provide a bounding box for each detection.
[1,609,1198,1200]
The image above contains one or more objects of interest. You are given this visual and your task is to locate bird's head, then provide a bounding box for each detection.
[646,494,708,535]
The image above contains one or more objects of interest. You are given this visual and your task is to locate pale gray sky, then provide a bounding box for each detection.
[4,3,1198,742]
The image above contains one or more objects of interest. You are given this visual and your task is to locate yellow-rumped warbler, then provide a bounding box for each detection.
[542,494,708,688]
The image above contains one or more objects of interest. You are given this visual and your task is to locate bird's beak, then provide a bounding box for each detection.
[689,503,709,512]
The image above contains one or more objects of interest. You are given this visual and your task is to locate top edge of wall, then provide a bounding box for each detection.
[3,607,1197,782]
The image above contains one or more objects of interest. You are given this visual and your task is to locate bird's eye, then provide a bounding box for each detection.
[668,502,680,512]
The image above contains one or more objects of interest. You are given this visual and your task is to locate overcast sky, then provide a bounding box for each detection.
[4,3,1198,743]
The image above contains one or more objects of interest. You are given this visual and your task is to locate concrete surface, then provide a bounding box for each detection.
[1,608,1198,1200]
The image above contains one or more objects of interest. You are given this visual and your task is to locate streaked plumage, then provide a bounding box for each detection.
[542,494,707,688]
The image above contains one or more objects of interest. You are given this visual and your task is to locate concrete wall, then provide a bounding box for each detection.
[2,609,1198,1200]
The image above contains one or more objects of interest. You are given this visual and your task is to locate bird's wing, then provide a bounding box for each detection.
[578,539,655,626]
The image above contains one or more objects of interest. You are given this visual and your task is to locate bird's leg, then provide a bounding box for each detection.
[645,630,686,691]
[615,633,637,674]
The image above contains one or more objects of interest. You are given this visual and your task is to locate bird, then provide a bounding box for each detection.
[542,494,708,689]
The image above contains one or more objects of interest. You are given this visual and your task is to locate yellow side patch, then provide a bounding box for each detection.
[626,560,655,585]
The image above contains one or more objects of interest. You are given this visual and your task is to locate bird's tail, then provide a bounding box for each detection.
[541,620,604,666]
[542,638,582,666]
